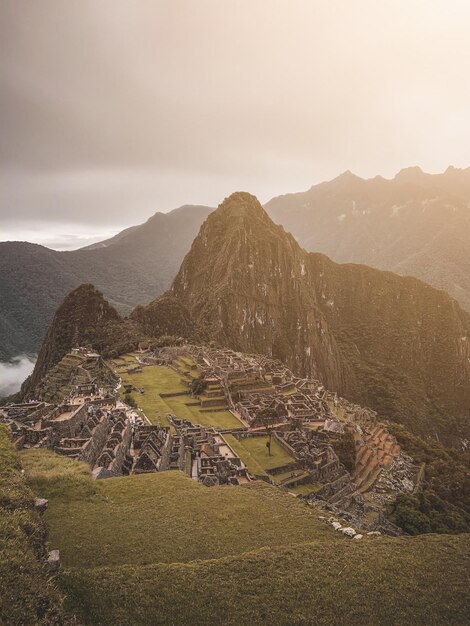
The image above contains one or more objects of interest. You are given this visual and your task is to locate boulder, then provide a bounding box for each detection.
[367,531,382,537]
[47,550,60,573]
[332,521,342,531]
[341,527,356,538]
[353,534,363,540]
[34,497,48,515]
[92,466,116,480]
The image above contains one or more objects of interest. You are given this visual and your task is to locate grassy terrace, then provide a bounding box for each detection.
[19,449,470,626]
[112,356,242,430]
[224,434,294,480]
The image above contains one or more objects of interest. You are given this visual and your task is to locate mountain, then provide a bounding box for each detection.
[21,284,139,398]
[168,192,348,391]
[265,166,470,313]
[141,192,470,443]
[0,205,212,361]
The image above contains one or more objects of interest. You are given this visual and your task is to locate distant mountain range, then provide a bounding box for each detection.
[0,205,212,360]
[24,192,470,446]
[266,166,470,312]
[2,165,470,362]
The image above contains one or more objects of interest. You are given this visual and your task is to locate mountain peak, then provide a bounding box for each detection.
[216,191,268,220]
[394,166,426,182]
[333,170,364,184]
[22,284,134,398]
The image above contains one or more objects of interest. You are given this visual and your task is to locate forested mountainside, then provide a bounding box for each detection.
[19,276,470,540]
[12,191,470,445]
[0,205,211,361]
[265,166,470,313]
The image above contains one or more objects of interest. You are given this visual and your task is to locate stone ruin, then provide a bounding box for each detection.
[275,429,357,509]
[168,416,250,485]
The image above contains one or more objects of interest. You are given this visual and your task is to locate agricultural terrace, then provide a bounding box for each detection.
[224,434,322,495]
[110,354,243,430]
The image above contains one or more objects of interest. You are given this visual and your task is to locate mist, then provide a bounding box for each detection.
[0,355,36,397]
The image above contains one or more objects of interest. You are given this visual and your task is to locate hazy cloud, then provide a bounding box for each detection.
[2,0,470,247]
[0,355,36,397]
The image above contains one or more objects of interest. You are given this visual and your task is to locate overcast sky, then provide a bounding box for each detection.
[2,0,470,249]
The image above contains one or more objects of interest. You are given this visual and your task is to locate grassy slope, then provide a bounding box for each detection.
[0,427,67,625]
[20,450,470,625]
[63,535,469,626]
[116,360,242,429]
[21,451,332,568]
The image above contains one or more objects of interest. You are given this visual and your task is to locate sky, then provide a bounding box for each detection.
[2,0,470,249]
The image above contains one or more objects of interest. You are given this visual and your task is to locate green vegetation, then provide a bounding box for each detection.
[21,451,332,569]
[0,426,68,624]
[61,534,470,626]
[116,361,242,429]
[288,481,324,496]
[19,448,97,501]
[224,435,294,479]
[331,431,356,472]
[17,448,470,625]
[387,424,470,534]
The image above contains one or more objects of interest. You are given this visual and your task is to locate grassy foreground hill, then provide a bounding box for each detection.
[0,426,68,624]
[19,449,470,626]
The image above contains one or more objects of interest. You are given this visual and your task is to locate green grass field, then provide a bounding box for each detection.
[115,361,242,429]
[21,450,331,569]
[224,434,294,479]
[60,534,470,626]
[19,449,470,626]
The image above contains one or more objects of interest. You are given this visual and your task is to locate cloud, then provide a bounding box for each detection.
[2,1,470,247]
[0,355,36,398]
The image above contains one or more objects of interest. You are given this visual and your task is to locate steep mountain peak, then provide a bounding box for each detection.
[326,170,365,188]
[213,191,270,222]
[336,169,361,181]
[167,191,348,390]
[22,284,137,398]
[58,283,121,314]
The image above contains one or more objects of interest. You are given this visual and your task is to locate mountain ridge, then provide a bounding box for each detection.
[266,166,470,313]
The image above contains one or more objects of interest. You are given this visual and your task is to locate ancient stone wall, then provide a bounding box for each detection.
[80,416,111,466]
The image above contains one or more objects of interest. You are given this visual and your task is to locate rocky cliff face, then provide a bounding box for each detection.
[309,254,470,438]
[169,192,348,391]
[167,192,470,441]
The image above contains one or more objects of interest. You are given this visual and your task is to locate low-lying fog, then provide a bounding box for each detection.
[0,355,36,398]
